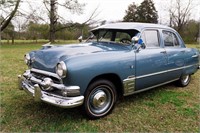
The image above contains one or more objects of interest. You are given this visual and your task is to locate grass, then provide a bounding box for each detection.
[0,39,79,44]
[0,43,200,132]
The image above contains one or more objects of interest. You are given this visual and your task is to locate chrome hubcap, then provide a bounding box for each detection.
[89,86,112,114]
[92,91,107,108]
[182,75,189,84]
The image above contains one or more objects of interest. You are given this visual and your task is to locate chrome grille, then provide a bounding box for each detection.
[31,72,61,84]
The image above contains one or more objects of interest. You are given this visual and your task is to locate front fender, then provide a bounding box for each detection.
[62,51,135,95]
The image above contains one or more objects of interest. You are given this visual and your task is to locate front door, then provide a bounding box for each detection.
[135,30,168,90]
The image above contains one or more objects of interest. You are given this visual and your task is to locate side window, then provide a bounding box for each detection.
[102,31,112,42]
[162,31,180,47]
[115,32,131,43]
[141,30,159,47]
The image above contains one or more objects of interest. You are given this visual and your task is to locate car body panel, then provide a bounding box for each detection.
[18,22,199,110]
[135,47,168,90]
[30,42,131,72]
[63,50,135,95]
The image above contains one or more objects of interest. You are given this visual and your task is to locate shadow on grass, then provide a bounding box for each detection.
[1,81,193,132]
[16,82,176,120]
[119,82,176,103]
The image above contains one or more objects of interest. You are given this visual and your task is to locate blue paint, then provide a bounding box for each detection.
[25,22,199,96]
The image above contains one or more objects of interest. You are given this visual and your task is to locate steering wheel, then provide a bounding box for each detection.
[120,38,131,44]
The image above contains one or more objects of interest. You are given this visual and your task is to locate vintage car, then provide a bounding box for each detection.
[18,22,200,119]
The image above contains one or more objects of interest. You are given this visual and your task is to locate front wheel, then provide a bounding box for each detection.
[176,74,191,87]
[83,79,117,119]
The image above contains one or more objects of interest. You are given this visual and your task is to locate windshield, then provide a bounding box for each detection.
[88,29,139,45]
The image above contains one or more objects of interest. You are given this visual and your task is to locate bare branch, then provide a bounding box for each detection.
[43,0,50,13]
[54,6,101,33]
[57,0,85,14]
[82,6,101,25]
[169,0,195,32]
[1,0,20,31]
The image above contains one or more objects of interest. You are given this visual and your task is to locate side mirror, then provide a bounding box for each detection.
[131,36,139,44]
[78,36,83,43]
[138,38,146,49]
[134,38,146,52]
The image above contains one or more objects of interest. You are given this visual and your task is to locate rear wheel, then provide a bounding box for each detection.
[83,79,117,119]
[177,74,191,87]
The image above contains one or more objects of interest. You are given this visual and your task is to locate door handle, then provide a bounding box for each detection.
[192,54,198,58]
[160,51,166,54]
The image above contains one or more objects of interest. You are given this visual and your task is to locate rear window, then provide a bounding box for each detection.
[162,31,180,47]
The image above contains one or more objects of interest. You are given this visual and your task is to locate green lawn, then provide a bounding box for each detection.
[1,39,79,44]
[0,43,199,132]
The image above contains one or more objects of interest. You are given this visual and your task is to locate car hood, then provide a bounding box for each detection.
[30,42,130,71]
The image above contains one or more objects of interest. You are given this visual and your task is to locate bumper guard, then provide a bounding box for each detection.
[18,70,84,108]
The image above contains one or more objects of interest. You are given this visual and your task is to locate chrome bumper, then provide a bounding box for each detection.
[18,70,84,108]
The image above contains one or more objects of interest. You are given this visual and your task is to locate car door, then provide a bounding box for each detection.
[162,30,185,80]
[135,29,168,91]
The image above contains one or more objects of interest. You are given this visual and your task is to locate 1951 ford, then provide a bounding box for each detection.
[18,22,200,119]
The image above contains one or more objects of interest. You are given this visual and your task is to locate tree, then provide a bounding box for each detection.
[123,2,137,22]
[0,0,21,31]
[26,21,49,42]
[181,20,199,43]
[1,16,15,44]
[43,0,85,42]
[136,0,158,23]
[123,0,158,23]
[169,0,194,33]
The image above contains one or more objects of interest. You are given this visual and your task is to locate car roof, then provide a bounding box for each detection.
[91,22,175,32]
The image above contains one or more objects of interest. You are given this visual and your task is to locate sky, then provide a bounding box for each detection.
[64,0,144,23]
[59,0,200,24]
[13,0,200,29]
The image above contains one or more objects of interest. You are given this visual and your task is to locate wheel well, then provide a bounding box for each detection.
[88,73,124,97]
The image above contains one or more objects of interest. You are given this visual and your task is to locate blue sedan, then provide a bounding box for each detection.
[18,22,200,119]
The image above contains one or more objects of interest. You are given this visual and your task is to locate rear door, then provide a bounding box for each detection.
[135,29,168,91]
[162,30,185,80]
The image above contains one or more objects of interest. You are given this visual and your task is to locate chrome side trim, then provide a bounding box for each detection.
[136,70,168,79]
[122,64,197,96]
[123,76,135,96]
[125,78,179,96]
[136,64,197,79]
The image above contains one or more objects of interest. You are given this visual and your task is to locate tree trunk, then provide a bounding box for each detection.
[0,0,20,32]
[49,0,57,43]
[12,31,14,44]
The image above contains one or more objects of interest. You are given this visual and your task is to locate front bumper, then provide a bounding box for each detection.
[18,69,84,108]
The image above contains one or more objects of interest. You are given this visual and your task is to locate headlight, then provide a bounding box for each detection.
[24,53,31,65]
[56,61,67,78]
